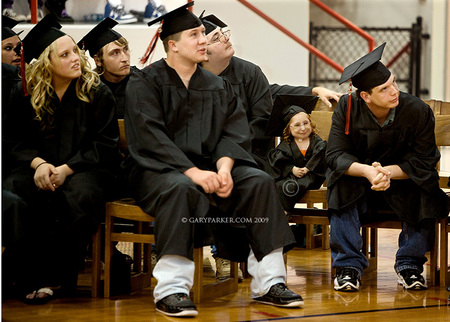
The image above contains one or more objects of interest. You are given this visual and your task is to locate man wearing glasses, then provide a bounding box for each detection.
[200,13,341,173]
[200,12,341,281]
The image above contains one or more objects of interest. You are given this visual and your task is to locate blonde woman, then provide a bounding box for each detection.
[3,14,120,304]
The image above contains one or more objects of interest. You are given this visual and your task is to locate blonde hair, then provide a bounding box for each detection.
[25,35,100,131]
[282,112,317,143]
[94,37,129,74]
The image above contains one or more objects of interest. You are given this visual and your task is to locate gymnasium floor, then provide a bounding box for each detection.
[2,228,449,321]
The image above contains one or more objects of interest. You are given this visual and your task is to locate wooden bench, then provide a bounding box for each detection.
[429,99,450,287]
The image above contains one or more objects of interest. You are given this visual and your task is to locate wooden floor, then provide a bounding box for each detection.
[2,229,449,321]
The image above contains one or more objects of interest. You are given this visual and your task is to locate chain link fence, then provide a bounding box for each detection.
[309,17,426,97]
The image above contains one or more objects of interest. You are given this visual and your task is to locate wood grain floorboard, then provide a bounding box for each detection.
[2,229,449,321]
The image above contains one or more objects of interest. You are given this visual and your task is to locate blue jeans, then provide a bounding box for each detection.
[330,202,435,276]
[211,245,217,257]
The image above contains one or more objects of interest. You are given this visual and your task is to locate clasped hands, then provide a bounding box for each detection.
[184,167,234,198]
[368,161,391,191]
[292,166,309,178]
[34,162,72,191]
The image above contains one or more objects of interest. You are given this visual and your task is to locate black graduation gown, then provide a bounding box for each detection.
[101,66,141,197]
[268,135,327,210]
[2,63,21,175]
[124,59,295,261]
[269,83,313,102]
[326,92,448,224]
[219,56,274,171]
[2,63,24,250]
[125,59,255,173]
[100,66,139,119]
[3,80,121,292]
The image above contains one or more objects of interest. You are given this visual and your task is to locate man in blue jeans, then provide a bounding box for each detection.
[326,43,448,292]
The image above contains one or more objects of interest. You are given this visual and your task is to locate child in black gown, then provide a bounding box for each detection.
[267,95,327,246]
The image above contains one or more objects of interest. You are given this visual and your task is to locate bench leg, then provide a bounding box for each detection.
[91,225,102,297]
[191,247,239,303]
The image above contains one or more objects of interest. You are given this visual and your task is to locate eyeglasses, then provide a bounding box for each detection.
[290,121,310,130]
[208,30,231,45]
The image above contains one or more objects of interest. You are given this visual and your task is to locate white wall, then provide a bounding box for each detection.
[13,0,311,86]
[192,0,310,86]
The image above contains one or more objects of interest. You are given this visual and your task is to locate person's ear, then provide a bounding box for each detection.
[360,91,371,104]
[93,55,102,68]
[168,39,178,53]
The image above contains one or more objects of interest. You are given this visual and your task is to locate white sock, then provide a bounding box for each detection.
[247,247,286,298]
[153,255,195,303]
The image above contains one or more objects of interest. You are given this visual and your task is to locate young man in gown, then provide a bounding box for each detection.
[124,2,303,317]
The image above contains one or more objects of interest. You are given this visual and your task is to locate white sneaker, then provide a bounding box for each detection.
[105,3,137,24]
[3,8,26,22]
[215,257,243,282]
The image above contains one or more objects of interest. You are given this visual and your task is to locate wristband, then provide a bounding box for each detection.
[35,161,47,171]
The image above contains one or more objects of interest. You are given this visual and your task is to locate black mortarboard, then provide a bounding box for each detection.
[2,15,23,40]
[147,1,201,40]
[140,1,202,66]
[339,42,390,91]
[199,12,227,35]
[14,14,65,63]
[265,94,319,136]
[77,18,122,58]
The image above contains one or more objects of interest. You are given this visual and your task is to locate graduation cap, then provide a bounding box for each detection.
[140,1,202,65]
[147,1,201,40]
[2,15,23,40]
[338,42,390,134]
[265,94,319,137]
[14,14,65,64]
[339,42,390,91]
[199,12,227,35]
[77,18,122,58]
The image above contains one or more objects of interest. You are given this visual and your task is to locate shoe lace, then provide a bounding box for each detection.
[270,283,288,295]
[339,267,359,280]
[221,258,230,268]
[402,269,422,280]
[165,293,189,305]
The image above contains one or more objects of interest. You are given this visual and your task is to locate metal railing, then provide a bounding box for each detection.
[30,0,38,24]
[237,0,344,73]
[309,0,375,53]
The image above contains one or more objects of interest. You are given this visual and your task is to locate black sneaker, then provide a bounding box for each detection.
[334,267,361,292]
[253,283,304,307]
[156,293,198,317]
[397,269,427,290]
